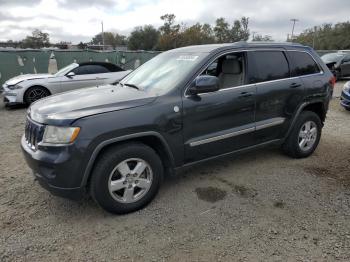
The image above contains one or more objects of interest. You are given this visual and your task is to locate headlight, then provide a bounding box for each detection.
[42,126,80,144]
[7,84,23,90]
[343,82,350,92]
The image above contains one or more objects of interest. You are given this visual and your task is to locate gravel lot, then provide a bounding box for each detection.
[0,81,350,261]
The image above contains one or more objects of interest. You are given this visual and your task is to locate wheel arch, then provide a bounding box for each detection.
[81,131,176,188]
[23,85,52,103]
[285,101,326,139]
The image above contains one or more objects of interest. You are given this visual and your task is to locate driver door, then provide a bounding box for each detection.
[60,65,101,93]
[182,51,256,163]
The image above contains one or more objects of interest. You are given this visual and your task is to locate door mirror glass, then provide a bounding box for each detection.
[66,71,75,77]
[189,75,219,95]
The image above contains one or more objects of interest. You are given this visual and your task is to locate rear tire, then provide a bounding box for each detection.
[24,86,50,105]
[282,111,322,158]
[90,143,163,214]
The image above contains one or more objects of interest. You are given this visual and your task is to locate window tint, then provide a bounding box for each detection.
[73,65,109,75]
[106,63,124,72]
[251,51,290,83]
[288,51,321,76]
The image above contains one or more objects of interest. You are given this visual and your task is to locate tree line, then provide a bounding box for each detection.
[294,21,350,50]
[3,15,350,51]
[90,14,252,51]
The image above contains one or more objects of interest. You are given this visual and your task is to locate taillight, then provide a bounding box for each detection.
[329,76,336,88]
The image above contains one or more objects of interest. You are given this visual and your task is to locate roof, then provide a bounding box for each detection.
[78,61,116,66]
[169,41,306,53]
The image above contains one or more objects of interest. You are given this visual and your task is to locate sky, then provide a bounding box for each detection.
[0,0,349,44]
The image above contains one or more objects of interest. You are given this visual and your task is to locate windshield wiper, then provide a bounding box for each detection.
[124,83,140,90]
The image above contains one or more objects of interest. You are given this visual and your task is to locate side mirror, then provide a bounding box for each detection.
[188,75,220,95]
[342,58,350,64]
[66,71,75,78]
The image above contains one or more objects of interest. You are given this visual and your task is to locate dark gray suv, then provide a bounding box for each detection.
[21,42,335,214]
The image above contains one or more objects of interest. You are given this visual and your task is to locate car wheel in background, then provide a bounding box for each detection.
[24,86,50,105]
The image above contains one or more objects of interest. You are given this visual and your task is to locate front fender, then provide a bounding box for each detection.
[80,131,175,187]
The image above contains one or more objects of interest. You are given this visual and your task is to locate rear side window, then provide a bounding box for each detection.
[73,65,109,75]
[288,51,321,76]
[251,51,290,83]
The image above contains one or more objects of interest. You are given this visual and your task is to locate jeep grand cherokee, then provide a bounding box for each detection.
[21,42,335,214]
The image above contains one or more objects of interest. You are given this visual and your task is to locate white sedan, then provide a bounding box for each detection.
[2,62,131,106]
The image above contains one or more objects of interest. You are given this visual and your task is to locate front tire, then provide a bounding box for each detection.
[282,111,322,158]
[24,86,50,105]
[90,143,163,214]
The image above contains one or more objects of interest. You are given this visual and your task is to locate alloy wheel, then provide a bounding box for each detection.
[298,121,318,152]
[108,158,153,203]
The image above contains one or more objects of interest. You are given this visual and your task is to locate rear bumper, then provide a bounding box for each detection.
[340,90,350,109]
[21,135,87,200]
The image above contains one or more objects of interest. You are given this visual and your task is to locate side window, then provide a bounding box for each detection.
[202,60,218,76]
[288,51,321,76]
[201,52,245,89]
[86,65,110,74]
[251,51,290,83]
[72,65,109,75]
[108,64,124,72]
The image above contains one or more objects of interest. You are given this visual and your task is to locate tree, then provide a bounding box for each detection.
[56,41,71,49]
[252,34,273,42]
[21,29,50,49]
[179,23,215,46]
[91,32,127,48]
[77,42,88,50]
[214,18,231,43]
[294,22,350,49]
[158,14,181,50]
[128,25,159,50]
[230,17,250,42]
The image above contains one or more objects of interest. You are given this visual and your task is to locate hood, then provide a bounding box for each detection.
[6,73,52,86]
[29,84,157,125]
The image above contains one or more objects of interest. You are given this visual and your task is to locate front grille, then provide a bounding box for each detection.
[25,118,45,150]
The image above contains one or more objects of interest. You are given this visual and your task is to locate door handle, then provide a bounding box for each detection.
[290,83,301,88]
[239,91,253,98]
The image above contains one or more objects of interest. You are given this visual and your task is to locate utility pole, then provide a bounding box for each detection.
[101,21,105,51]
[290,18,299,41]
[252,31,257,41]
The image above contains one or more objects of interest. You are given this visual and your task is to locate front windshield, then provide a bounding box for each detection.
[321,53,346,63]
[54,63,78,76]
[120,51,207,94]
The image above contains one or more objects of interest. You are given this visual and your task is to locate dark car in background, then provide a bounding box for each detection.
[21,42,334,214]
[340,81,350,111]
[321,52,350,80]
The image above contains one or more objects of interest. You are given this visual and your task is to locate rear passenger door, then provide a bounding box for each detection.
[247,50,304,143]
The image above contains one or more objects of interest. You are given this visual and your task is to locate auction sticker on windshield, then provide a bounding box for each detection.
[176,55,199,61]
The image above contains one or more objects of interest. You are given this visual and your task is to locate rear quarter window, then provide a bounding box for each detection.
[250,51,290,83]
[288,51,321,77]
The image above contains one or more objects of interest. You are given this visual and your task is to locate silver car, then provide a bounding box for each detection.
[2,62,131,106]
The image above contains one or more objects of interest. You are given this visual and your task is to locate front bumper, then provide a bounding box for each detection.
[21,135,87,200]
[340,90,350,109]
[2,84,22,105]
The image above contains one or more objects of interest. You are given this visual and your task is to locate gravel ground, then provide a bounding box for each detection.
[0,81,349,261]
